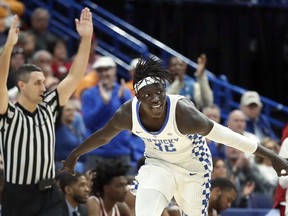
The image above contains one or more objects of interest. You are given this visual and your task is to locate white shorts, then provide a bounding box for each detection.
[131,157,212,216]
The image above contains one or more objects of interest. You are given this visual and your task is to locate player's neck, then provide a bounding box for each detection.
[139,103,167,132]
[102,196,116,212]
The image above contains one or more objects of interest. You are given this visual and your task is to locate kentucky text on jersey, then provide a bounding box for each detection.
[140,138,179,152]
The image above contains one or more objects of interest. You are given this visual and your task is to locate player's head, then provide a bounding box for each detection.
[210,178,236,214]
[133,57,172,94]
[91,160,129,202]
[133,57,172,118]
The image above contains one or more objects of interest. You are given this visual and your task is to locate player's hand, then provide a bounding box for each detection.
[60,153,78,176]
[6,15,19,47]
[272,155,288,177]
[75,7,93,40]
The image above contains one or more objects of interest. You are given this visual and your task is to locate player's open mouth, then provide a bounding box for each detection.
[151,104,161,110]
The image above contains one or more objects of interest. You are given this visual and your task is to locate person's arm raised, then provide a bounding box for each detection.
[61,100,133,174]
[0,15,19,114]
[57,7,93,106]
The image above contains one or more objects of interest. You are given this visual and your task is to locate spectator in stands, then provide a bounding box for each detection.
[202,104,221,123]
[227,109,260,163]
[32,49,52,71]
[32,49,59,91]
[234,137,276,208]
[74,55,101,100]
[225,144,273,207]
[211,158,228,180]
[7,46,25,89]
[254,137,279,188]
[211,158,241,207]
[87,160,131,216]
[59,172,89,216]
[55,100,87,174]
[208,178,237,216]
[18,31,36,63]
[28,7,58,51]
[227,109,260,143]
[167,54,213,109]
[240,91,277,140]
[81,56,133,170]
[50,39,72,80]
[202,104,226,159]
[0,0,25,17]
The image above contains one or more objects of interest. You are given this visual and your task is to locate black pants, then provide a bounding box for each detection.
[2,181,64,216]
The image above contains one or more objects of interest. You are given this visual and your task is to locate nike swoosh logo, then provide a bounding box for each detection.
[189,173,196,176]
[135,131,142,133]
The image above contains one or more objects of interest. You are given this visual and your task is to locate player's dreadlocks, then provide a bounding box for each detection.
[133,57,173,93]
[91,160,130,197]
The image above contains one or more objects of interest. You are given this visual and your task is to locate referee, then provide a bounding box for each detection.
[0,8,93,216]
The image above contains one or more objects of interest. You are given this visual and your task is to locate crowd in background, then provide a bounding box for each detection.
[0,1,288,216]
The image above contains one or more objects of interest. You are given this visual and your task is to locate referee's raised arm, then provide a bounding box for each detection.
[0,15,19,114]
[57,7,93,106]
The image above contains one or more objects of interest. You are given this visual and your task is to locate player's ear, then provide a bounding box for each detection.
[215,187,222,196]
[211,187,221,197]
[135,92,139,99]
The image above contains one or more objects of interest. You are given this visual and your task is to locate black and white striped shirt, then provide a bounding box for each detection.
[0,90,61,185]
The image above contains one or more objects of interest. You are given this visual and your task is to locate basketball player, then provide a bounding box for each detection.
[62,57,288,216]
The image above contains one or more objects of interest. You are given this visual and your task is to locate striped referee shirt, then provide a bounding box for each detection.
[0,90,61,185]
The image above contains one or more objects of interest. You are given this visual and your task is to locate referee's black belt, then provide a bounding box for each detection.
[5,178,56,191]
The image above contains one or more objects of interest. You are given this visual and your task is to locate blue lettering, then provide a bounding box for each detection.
[153,139,177,152]
[154,142,163,151]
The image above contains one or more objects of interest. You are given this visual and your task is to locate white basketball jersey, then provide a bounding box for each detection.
[131,94,211,164]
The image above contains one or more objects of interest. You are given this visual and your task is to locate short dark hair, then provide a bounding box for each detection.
[133,57,172,92]
[211,178,236,193]
[91,160,129,197]
[58,172,83,193]
[14,64,42,83]
[14,64,42,89]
